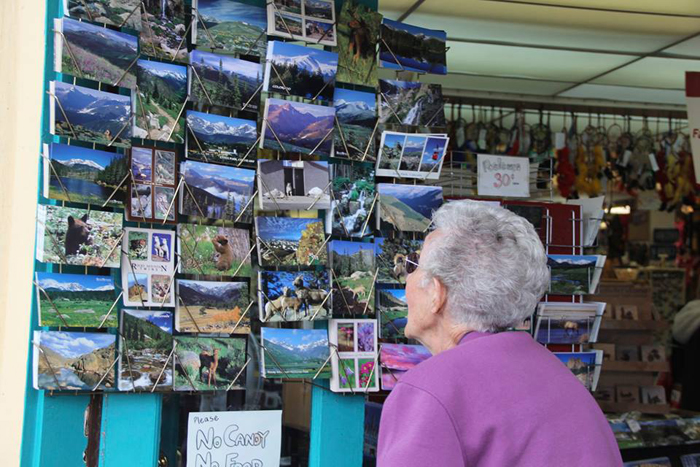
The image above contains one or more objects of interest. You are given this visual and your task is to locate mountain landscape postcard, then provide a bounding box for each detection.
[177,224,252,277]
[43,143,127,207]
[547,255,606,295]
[174,336,247,390]
[186,110,258,166]
[261,328,332,378]
[189,50,263,111]
[140,0,188,62]
[258,270,330,322]
[377,183,443,232]
[260,98,335,156]
[176,280,250,333]
[378,132,449,180]
[380,343,431,390]
[121,227,176,307]
[193,0,267,56]
[179,160,255,223]
[133,59,188,143]
[378,289,407,338]
[417,136,449,179]
[54,17,138,88]
[378,79,445,126]
[379,19,447,75]
[64,0,141,30]
[375,237,423,284]
[258,159,331,210]
[36,205,123,268]
[264,41,338,101]
[333,87,376,160]
[327,164,375,239]
[33,330,116,390]
[336,0,382,87]
[35,272,118,328]
[330,240,375,316]
[118,309,173,391]
[50,81,132,148]
[255,216,328,267]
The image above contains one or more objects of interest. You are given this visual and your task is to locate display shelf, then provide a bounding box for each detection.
[598,401,671,414]
[603,361,670,373]
[600,320,669,331]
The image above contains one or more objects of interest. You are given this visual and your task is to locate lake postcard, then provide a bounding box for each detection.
[379,18,447,75]
[547,255,606,295]
[118,309,173,391]
[255,216,328,267]
[261,328,331,378]
[193,0,267,56]
[377,183,443,232]
[378,289,408,338]
[189,50,263,111]
[260,98,335,156]
[36,272,117,328]
[43,143,128,207]
[33,330,116,390]
[186,110,258,166]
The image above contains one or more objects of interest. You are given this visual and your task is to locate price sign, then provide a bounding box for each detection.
[477,154,530,197]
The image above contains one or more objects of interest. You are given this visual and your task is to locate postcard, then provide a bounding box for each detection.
[54,17,138,88]
[380,343,431,390]
[260,98,335,156]
[534,302,605,344]
[376,131,449,180]
[33,330,116,390]
[35,272,118,328]
[329,240,375,316]
[377,289,407,338]
[336,0,382,87]
[592,343,615,362]
[547,255,606,295]
[176,280,250,334]
[129,146,177,223]
[616,385,640,403]
[593,386,614,403]
[118,309,173,391]
[140,0,188,62]
[379,18,446,75]
[43,143,127,207]
[177,224,252,277]
[377,183,443,232]
[64,0,141,30]
[375,237,423,284]
[255,216,328,267]
[179,160,255,223]
[553,350,603,391]
[50,81,132,148]
[263,41,338,101]
[192,0,267,56]
[260,327,332,379]
[376,132,404,175]
[641,386,667,405]
[326,164,375,239]
[266,0,337,46]
[132,59,188,143]
[379,80,445,126]
[186,110,258,166]
[189,50,263,111]
[329,319,379,392]
[121,228,176,307]
[173,336,247,390]
[616,345,639,362]
[333,88,377,160]
[615,304,639,320]
[258,160,330,211]
[641,345,666,363]
[36,205,123,268]
[258,270,330,322]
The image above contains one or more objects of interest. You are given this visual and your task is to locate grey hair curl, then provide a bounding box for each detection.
[420,200,550,332]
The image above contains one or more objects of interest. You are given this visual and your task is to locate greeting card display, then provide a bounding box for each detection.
[329,319,379,392]
[121,227,176,307]
[129,146,178,223]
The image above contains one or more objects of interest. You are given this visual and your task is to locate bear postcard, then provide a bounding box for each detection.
[121,227,176,307]
[177,224,252,278]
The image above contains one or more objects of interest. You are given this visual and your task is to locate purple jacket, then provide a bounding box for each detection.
[377,331,622,466]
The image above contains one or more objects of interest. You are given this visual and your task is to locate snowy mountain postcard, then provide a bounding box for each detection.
[264,41,338,102]
[261,328,332,378]
[333,87,377,160]
[189,50,263,111]
[186,110,258,166]
[260,98,335,156]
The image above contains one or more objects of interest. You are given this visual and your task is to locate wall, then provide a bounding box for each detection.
[0,0,45,464]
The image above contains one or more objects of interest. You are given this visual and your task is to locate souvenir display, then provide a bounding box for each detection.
[173,336,247,391]
[118,309,173,391]
[258,270,330,322]
[266,0,337,46]
[329,319,379,392]
[257,159,331,211]
[329,240,375,316]
[140,0,188,62]
[176,280,250,334]
[260,97,335,156]
[379,18,446,75]
[260,328,331,379]
[333,88,377,161]
[192,0,267,56]
[335,0,382,87]
[129,146,178,223]
[263,41,337,101]
[189,50,263,111]
[121,227,176,307]
[185,110,258,166]
[326,164,376,239]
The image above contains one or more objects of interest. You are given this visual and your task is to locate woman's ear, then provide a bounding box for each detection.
[430,277,447,316]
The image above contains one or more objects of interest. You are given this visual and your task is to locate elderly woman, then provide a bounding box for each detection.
[377,200,622,466]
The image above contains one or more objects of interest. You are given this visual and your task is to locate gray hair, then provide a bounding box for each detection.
[420,200,550,332]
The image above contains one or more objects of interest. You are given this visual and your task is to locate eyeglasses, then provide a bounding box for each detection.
[405,252,420,274]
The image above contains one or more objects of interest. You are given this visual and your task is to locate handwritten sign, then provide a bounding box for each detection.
[187,410,282,467]
[477,154,530,197]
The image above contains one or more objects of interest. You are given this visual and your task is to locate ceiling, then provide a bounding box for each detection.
[378,0,700,111]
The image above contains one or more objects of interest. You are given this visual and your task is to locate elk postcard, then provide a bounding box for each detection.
[177,224,252,277]
[43,143,128,207]
[260,328,331,379]
[260,98,335,156]
[263,41,338,101]
[64,0,141,30]
[335,0,382,87]
[174,336,247,391]
[121,228,176,307]
[50,81,132,148]
[140,0,188,62]
[54,17,139,88]
[118,309,173,391]
[192,0,267,56]
[36,205,123,268]
[35,272,118,328]
[176,280,250,334]
[330,240,375,316]
[255,216,328,267]
[333,87,377,160]
[327,164,375,239]
[186,110,258,166]
[258,270,330,322]
[257,159,331,211]
[377,183,443,232]
[189,50,263,111]
[33,330,116,390]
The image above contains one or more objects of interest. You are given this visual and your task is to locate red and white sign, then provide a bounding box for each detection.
[477,154,530,197]
[685,72,700,183]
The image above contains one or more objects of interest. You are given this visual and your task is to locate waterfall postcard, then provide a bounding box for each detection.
[177,224,252,277]
[378,79,445,126]
[192,0,267,57]
[258,270,330,322]
[329,240,375,316]
[257,160,331,211]
[185,110,258,166]
[327,164,375,239]
[140,0,188,62]
[121,227,176,307]
[176,280,250,334]
[174,336,247,391]
[118,309,173,391]
[261,328,332,378]
[255,216,328,267]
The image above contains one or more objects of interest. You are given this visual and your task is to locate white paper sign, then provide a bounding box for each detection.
[187,411,282,467]
[686,95,700,182]
[477,154,530,197]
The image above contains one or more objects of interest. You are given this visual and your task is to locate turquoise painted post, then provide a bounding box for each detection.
[99,394,163,467]
[36,394,92,467]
